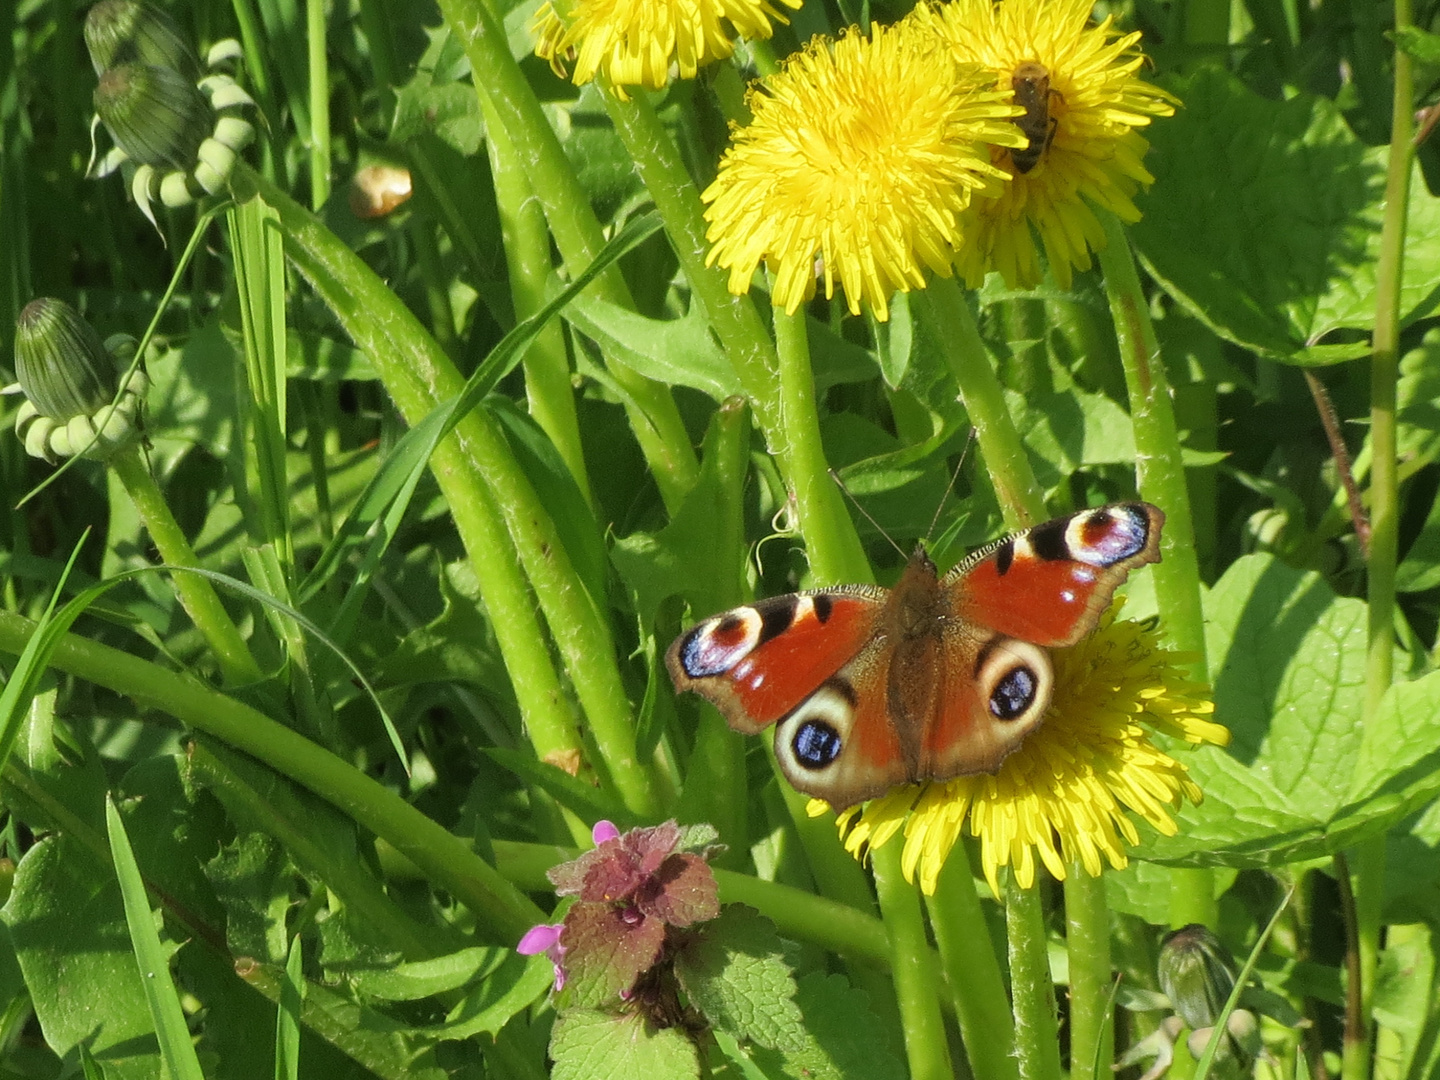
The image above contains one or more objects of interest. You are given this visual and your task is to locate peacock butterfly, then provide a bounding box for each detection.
[665,503,1164,811]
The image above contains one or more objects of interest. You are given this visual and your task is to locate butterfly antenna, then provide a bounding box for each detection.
[925,427,978,546]
[827,468,909,559]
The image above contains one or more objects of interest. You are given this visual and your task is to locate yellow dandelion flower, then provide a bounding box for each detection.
[533,0,800,98]
[813,613,1227,896]
[701,19,1025,321]
[912,0,1175,289]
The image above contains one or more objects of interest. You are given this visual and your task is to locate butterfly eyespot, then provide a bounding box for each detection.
[792,720,843,769]
[990,665,1039,720]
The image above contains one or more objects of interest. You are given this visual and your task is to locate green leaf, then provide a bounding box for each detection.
[204,832,294,966]
[348,946,509,1001]
[422,951,556,1040]
[674,906,805,1051]
[1133,67,1440,362]
[751,972,906,1080]
[1390,25,1440,64]
[275,935,304,1080]
[550,1009,701,1080]
[485,747,636,828]
[562,292,743,401]
[1345,668,1440,807]
[489,397,609,612]
[105,796,206,1080]
[611,399,751,629]
[2,834,158,1072]
[1203,553,1367,819]
[1137,556,1440,868]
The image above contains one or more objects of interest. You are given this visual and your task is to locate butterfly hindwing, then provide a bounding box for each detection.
[771,636,913,808]
[951,502,1163,647]
[665,588,886,734]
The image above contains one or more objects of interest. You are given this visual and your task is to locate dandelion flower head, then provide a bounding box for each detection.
[913,0,1176,289]
[534,0,801,98]
[816,613,1227,895]
[702,17,1025,321]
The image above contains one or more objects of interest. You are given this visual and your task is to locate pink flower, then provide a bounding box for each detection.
[516,922,568,991]
[592,820,620,845]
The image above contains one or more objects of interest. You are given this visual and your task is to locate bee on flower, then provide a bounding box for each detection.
[912,0,1177,289]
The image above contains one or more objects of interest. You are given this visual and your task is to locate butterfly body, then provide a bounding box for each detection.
[666,503,1164,810]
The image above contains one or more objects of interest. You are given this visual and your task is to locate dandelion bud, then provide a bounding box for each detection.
[15,299,117,421]
[84,0,200,81]
[12,299,148,462]
[1158,924,1237,1033]
[94,63,210,170]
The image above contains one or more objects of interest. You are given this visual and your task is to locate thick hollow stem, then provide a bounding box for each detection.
[0,611,542,942]
[437,0,699,511]
[1094,211,1216,929]
[1065,868,1115,1080]
[1007,873,1065,1080]
[773,307,870,585]
[1352,12,1415,1080]
[918,278,1046,529]
[873,842,954,1080]
[234,165,643,812]
[928,841,1019,1080]
[109,446,263,686]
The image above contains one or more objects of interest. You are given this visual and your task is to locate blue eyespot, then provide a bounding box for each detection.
[792,721,843,769]
[991,667,1037,720]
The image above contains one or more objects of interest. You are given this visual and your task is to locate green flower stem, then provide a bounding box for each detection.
[305,0,330,209]
[411,220,460,357]
[1006,873,1064,1080]
[109,445,263,687]
[437,0,699,512]
[0,610,544,943]
[1065,867,1114,1080]
[1094,211,1216,930]
[231,164,611,810]
[869,843,954,1080]
[600,89,783,438]
[1352,12,1415,1080]
[773,307,870,585]
[918,278,1046,529]
[927,841,1018,1080]
[478,88,593,507]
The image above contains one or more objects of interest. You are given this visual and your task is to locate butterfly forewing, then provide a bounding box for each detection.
[951,503,1163,647]
[665,589,886,734]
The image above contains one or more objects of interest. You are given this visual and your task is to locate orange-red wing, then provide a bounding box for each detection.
[951,503,1162,647]
[665,590,885,734]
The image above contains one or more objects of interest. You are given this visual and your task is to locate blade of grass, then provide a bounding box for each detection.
[104,794,206,1080]
[275,934,304,1080]
[1192,887,1295,1080]
[296,210,663,605]
[0,533,89,777]
[228,196,293,569]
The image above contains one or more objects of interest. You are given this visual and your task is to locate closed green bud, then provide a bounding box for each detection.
[84,0,199,81]
[14,298,117,421]
[1158,924,1237,1033]
[94,63,209,169]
